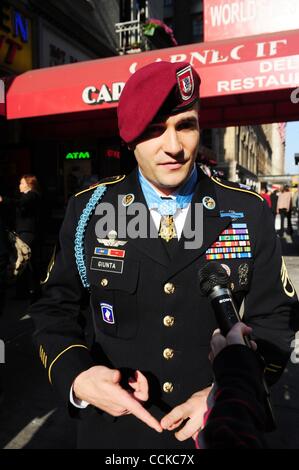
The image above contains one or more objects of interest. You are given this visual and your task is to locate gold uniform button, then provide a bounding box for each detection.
[163,348,174,360]
[101,278,109,287]
[163,315,175,327]
[164,282,175,294]
[163,382,174,393]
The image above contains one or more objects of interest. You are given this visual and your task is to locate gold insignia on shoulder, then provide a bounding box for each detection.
[281,257,296,298]
[75,175,126,197]
[211,176,264,201]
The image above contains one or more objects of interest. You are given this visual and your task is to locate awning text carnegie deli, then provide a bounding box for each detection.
[82,37,295,105]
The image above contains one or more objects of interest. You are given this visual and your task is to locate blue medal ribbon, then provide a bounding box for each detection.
[138,166,197,215]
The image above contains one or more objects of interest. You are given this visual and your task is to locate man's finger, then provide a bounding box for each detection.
[120,389,162,433]
[109,369,122,384]
[210,334,226,358]
[212,328,221,337]
[227,323,252,346]
[160,403,189,430]
[175,416,199,442]
[128,370,149,401]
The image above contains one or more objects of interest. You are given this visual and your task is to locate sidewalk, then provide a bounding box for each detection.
[0,230,299,449]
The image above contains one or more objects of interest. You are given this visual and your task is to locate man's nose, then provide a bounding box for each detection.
[162,128,183,156]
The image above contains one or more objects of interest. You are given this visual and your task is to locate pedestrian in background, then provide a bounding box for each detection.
[260,183,272,209]
[270,189,279,223]
[277,185,293,237]
[0,174,42,300]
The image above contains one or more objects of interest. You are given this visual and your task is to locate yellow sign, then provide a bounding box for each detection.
[0,2,32,73]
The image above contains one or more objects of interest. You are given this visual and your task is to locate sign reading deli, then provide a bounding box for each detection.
[0,1,33,73]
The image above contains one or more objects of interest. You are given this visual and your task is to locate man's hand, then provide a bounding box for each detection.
[73,365,162,433]
[160,385,212,441]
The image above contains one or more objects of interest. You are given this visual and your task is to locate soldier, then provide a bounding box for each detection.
[30,61,299,449]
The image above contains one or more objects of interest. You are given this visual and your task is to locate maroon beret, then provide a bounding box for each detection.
[118,61,200,144]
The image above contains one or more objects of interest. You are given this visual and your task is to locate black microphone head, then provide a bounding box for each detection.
[198,262,230,297]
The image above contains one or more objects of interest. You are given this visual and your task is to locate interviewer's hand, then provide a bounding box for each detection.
[209,322,257,363]
[160,385,212,442]
[73,365,162,433]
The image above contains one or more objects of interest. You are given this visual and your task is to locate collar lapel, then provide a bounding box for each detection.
[167,169,231,278]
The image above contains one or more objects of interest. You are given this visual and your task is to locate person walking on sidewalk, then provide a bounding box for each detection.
[277,185,293,236]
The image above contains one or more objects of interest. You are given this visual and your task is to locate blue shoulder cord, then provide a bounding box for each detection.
[74,185,107,289]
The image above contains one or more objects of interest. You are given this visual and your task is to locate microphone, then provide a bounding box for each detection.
[198,261,276,431]
[198,262,250,344]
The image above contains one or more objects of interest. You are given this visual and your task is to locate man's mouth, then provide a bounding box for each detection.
[159,160,186,168]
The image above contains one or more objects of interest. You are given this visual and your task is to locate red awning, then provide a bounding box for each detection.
[2,29,299,127]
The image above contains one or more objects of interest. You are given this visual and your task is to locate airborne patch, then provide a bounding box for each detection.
[100,303,115,324]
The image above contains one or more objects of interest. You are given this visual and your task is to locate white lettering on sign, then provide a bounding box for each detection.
[82,86,97,104]
[129,39,289,74]
[97,84,112,103]
[256,40,288,58]
[217,72,299,93]
[209,0,257,27]
[260,56,299,73]
[82,82,125,105]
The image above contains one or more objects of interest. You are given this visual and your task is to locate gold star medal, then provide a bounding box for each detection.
[159,215,177,242]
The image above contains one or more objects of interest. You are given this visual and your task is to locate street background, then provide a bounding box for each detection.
[0,219,299,449]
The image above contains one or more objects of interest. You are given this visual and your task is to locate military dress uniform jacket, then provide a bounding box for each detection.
[30,167,299,449]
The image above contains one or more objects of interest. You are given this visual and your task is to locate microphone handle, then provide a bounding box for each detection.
[210,287,251,348]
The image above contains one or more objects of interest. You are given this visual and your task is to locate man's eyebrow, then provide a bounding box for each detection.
[176,116,198,125]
